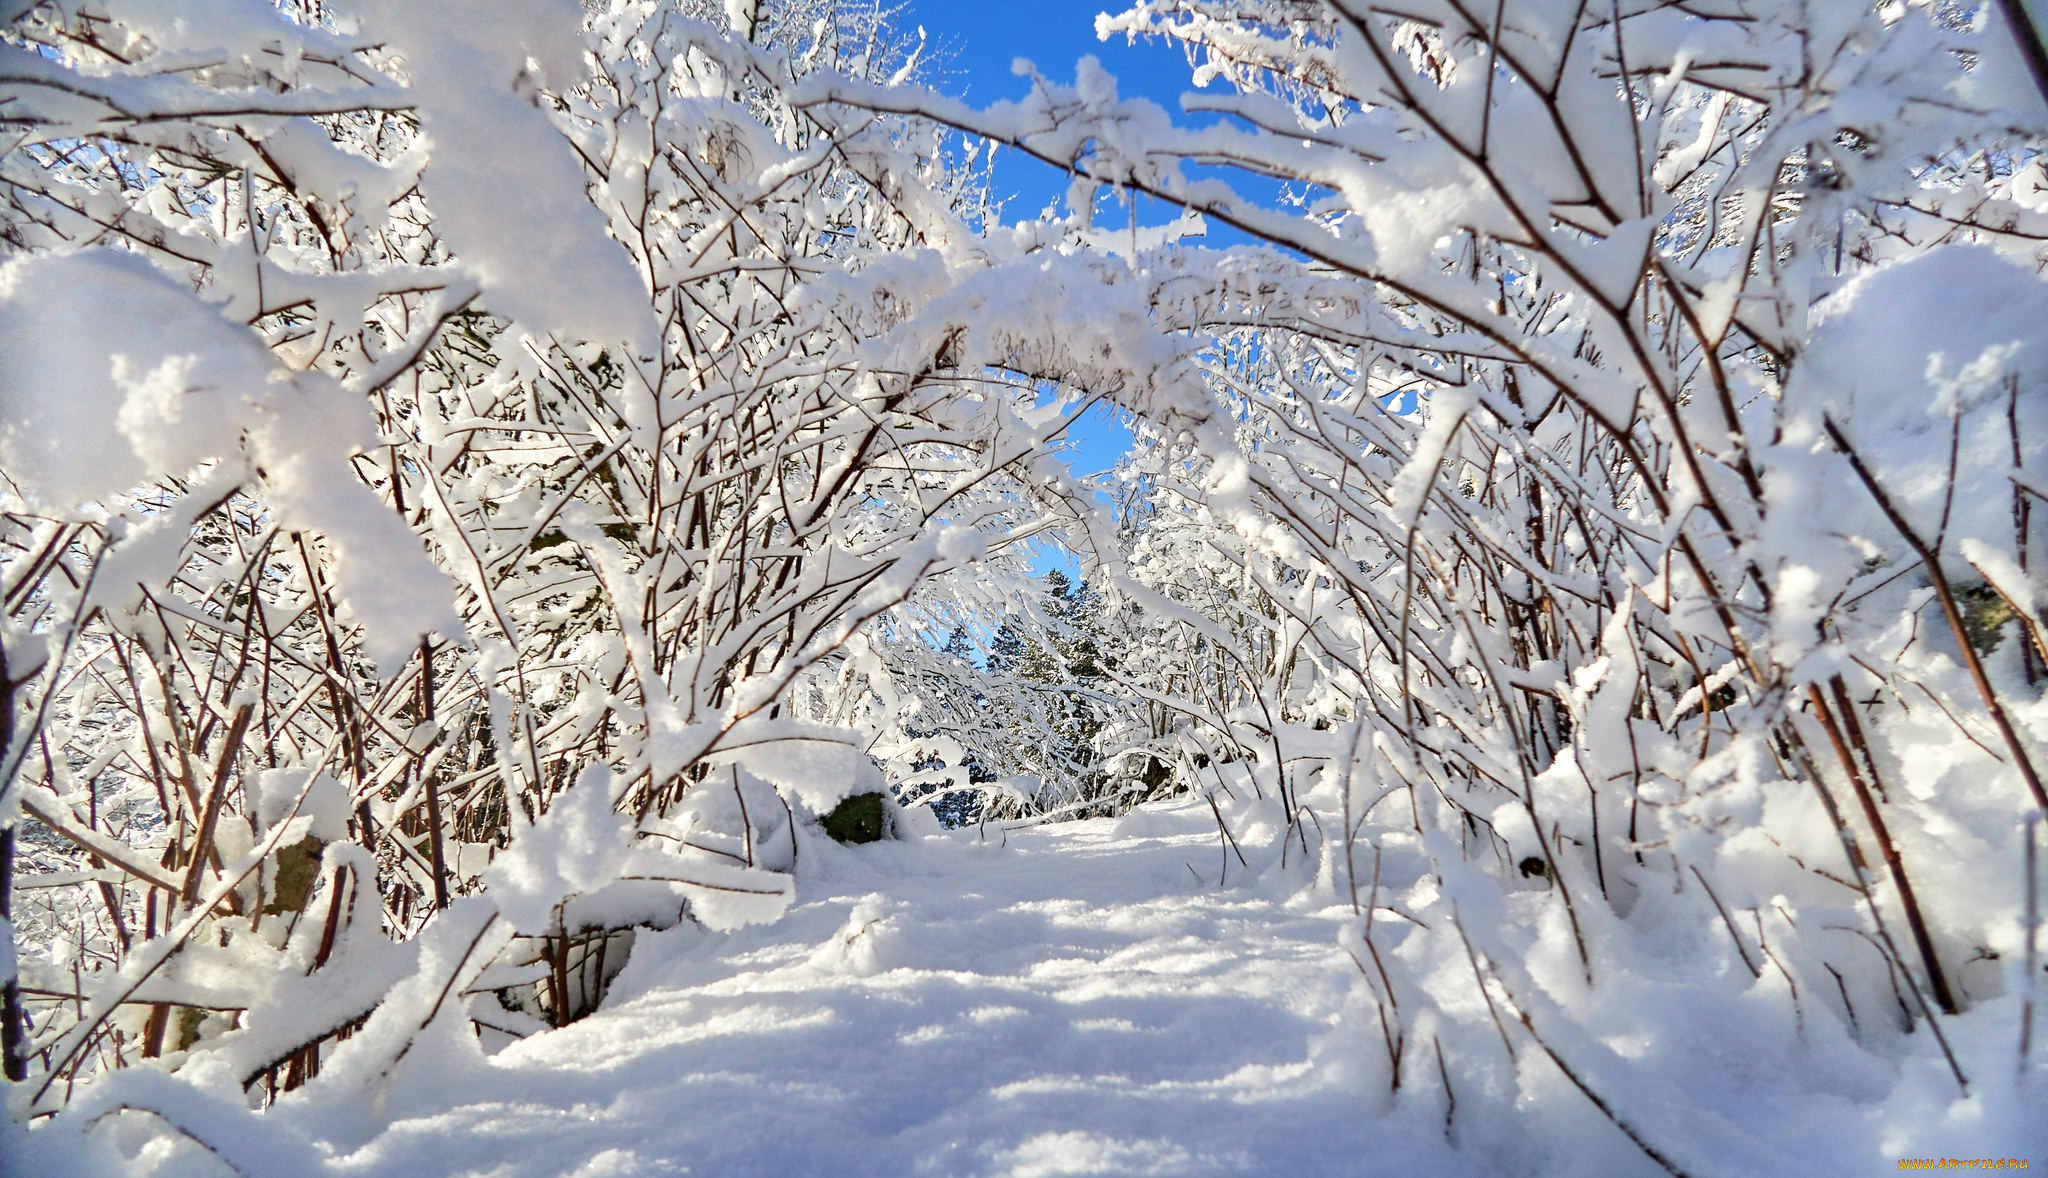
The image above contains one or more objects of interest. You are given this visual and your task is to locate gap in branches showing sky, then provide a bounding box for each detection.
[901,1,1294,246]
[903,0,1196,221]
[901,2,1192,574]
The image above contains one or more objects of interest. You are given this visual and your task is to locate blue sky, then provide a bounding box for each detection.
[897,1,1291,250]
[899,0,1201,222]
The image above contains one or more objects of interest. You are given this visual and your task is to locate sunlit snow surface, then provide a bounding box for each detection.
[322,802,1396,1177]
[19,797,2046,1176]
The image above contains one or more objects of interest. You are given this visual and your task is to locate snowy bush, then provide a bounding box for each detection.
[0,0,1091,1124]
[808,0,2048,1167]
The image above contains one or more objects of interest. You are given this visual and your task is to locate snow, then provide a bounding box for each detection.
[1797,246,2048,480]
[0,251,276,509]
[17,795,2040,1176]
[295,802,1409,1177]
[483,767,636,935]
[711,722,886,815]
[354,0,659,358]
[0,250,463,673]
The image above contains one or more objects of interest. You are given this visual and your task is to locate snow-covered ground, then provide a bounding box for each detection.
[12,793,2046,1177]
[320,801,1391,1178]
[308,798,2048,1178]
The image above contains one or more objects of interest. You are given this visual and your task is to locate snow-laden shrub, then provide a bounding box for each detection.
[807,0,2048,1166]
[0,0,1098,1130]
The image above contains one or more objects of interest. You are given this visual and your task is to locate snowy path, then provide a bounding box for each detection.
[330,800,1398,1178]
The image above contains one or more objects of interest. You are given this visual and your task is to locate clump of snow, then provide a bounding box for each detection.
[355,0,658,356]
[0,250,462,673]
[1790,245,2048,556]
[483,766,635,934]
[0,251,277,508]
[714,720,885,815]
[250,770,351,842]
